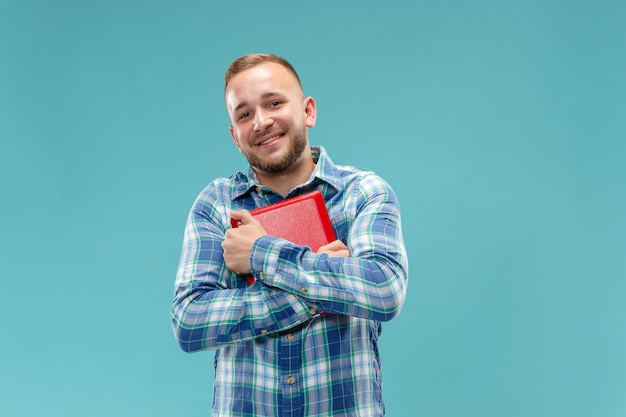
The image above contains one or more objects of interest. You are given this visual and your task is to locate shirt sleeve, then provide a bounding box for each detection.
[249,174,409,322]
[170,188,317,353]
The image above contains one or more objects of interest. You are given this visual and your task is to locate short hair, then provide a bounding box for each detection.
[224,53,303,91]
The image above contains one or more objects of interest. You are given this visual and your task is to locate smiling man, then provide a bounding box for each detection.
[171,53,409,417]
[225,58,315,192]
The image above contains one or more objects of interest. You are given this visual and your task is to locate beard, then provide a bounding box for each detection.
[243,126,308,174]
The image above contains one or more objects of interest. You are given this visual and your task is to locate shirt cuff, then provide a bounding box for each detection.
[249,235,280,283]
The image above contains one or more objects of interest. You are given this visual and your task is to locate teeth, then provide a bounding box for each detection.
[260,135,281,145]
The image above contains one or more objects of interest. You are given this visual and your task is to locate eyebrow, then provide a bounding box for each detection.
[233,91,284,113]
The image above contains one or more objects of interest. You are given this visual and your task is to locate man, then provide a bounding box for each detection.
[171,53,408,417]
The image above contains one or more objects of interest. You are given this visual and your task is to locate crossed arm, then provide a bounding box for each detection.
[171,184,408,352]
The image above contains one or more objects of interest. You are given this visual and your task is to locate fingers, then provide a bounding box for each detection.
[223,210,266,276]
[317,240,351,257]
[320,240,349,251]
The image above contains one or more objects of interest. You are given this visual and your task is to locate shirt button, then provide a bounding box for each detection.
[309,307,317,315]
[300,287,307,294]
[260,329,268,335]
[259,272,265,280]
[286,333,294,341]
[255,186,263,192]
[287,376,295,385]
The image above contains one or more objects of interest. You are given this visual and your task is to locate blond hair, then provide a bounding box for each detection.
[224,53,303,91]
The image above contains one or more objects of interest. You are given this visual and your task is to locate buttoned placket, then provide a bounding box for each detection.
[279,328,304,417]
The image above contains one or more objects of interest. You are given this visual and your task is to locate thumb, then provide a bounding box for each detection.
[230,209,257,225]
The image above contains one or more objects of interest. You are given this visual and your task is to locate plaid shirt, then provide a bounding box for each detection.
[171,147,408,417]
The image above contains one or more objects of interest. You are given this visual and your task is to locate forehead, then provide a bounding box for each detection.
[225,62,303,112]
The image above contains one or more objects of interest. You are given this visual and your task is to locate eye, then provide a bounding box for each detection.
[269,101,281,108]
[238,111,251,120]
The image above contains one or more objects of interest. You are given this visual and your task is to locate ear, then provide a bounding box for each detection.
[304,96,317,128]
[229,125,242,152]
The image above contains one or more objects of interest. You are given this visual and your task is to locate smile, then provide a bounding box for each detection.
[258,133,284,146]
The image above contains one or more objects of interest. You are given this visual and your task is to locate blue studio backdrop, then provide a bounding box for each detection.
[2,1,625,416]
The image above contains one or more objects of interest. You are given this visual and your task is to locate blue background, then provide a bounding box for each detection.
[2,1,625,416]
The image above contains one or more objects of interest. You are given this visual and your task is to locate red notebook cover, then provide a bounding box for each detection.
[230,190,336,285]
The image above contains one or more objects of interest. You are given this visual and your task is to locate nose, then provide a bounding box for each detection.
[252,109,272,131]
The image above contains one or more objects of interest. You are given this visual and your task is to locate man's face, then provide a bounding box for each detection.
[225,62,316,174]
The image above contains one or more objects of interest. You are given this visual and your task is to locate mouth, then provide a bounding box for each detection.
[256,132,285,147]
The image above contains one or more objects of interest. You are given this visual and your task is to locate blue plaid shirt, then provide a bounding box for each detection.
[171,147,408,417]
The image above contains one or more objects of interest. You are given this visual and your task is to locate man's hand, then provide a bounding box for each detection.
[317,240,351,257]
[222,210,268,275]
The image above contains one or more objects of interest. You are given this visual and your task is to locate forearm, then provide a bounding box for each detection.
[250,237,407,321]
[171,276,314,352]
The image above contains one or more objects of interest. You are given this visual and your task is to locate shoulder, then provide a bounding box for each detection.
[335,164,396,199]
[189,171,248,220]
[318,148,393,195]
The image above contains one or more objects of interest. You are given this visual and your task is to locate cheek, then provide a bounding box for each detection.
[233,125,248,140]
